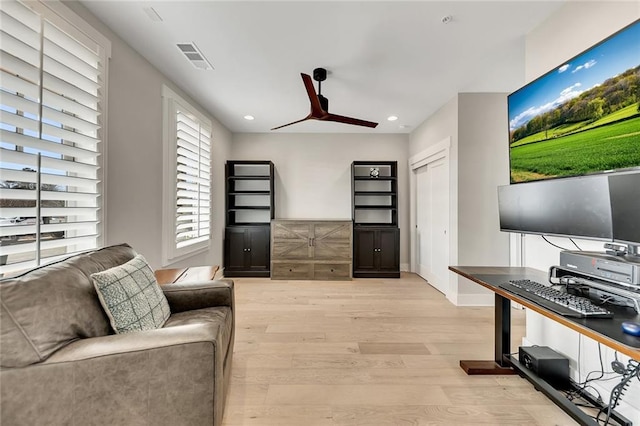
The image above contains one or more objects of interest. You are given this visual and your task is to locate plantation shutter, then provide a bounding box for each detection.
[0,0,109,276]
[175,107,211,250]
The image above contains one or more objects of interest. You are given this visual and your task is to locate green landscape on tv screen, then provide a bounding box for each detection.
[508,20,640,184]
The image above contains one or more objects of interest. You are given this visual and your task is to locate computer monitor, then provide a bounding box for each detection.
[498,174,613,241]
[609,172,640,252]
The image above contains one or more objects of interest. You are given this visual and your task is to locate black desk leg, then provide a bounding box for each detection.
[460,293,515,375]
[495,293,511,367]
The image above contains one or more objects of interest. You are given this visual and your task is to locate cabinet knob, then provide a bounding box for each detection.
[247,248,251,252]
[330,269,334,272]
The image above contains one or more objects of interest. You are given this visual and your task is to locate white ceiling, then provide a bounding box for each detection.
[80,1,564,134]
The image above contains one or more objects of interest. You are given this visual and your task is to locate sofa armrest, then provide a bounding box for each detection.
[44,323,219,363]
[3,325,221,426]
[161,279,234,313]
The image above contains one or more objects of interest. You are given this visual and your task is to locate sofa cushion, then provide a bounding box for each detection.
[92,255,170,334]
[164,306,233,359]
[0,244,137,368]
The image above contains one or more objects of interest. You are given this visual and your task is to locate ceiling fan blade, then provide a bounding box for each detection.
[323,113,378,128]
[271,115,312,131]
[301,73,324,116]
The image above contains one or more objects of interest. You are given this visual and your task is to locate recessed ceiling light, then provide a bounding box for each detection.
[244,115,254,121]
[441,15,453,24]
[387,115,398,121]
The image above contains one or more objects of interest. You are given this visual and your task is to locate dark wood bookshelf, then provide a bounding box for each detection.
[224,161,274,277]
[351,161,400,278]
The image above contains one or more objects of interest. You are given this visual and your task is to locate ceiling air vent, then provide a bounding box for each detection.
[176,42,213,70]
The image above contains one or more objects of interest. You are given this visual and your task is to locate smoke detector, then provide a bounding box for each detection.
[441,15,453,24]
[176,42,214,70]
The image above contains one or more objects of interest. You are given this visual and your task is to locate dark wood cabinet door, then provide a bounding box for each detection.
[353,227,400,278]
[353,228,377,271]
[377,228,400,272]
[225,227,248,270]
[247,227,270,270]
[224,226,271,277]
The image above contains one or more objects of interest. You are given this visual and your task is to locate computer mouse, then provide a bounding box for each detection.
[621,321,640,337]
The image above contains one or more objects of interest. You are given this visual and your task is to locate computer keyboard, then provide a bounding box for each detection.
[499,279,613,318]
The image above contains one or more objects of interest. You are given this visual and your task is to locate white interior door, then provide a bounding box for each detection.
[415,157,449,295]
[416,166,432,280]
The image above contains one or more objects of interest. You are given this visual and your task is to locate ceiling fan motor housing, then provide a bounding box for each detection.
[313,67,327,82]
[318,94,329,112]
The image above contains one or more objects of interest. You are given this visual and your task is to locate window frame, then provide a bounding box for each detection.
[161,85,212,266]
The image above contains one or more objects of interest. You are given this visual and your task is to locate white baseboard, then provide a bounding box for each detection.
[448,292,495,306]
[400,263,410,272]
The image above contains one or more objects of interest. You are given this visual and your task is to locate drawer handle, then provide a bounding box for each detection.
[331,268,334,272]
[289,269,293,272]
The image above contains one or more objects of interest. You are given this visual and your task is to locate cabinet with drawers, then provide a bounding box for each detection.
[270,220,352,280]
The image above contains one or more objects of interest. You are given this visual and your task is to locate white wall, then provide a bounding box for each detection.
[522,2,640,422]
[230,133,410,268]
[64,2,233,270]
[409,97,459,158]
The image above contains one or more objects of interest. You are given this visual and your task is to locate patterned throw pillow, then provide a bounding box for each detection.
[91,254,171,333]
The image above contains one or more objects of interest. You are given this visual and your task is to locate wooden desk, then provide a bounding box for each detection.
[450,266,640,425]
[155,265,219,285]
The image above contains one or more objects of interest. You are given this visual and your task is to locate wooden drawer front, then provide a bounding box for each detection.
[271,262,312,280]
[314,240,351,260]
[313,263,351,280]
[272,239,310,260]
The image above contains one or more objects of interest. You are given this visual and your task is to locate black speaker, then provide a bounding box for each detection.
[519,346,570,389]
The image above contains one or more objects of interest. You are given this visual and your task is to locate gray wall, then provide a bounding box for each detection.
[456,93,510,299]
[409,93,510,304]
[230,132,411,268]
[457,93,510,266]
[64,1,233,270]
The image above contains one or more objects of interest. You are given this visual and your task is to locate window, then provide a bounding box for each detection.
[162,86,212,265]
[0,0,110,276]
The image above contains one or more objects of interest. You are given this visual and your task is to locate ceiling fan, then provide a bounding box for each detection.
[271,67,378,130]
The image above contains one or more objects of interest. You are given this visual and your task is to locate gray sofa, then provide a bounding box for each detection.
[0,244,234,426]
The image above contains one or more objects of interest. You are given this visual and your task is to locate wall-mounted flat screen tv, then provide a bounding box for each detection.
[508,19,640,184]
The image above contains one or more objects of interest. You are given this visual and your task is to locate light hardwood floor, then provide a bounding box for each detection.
[222,272,577,425]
